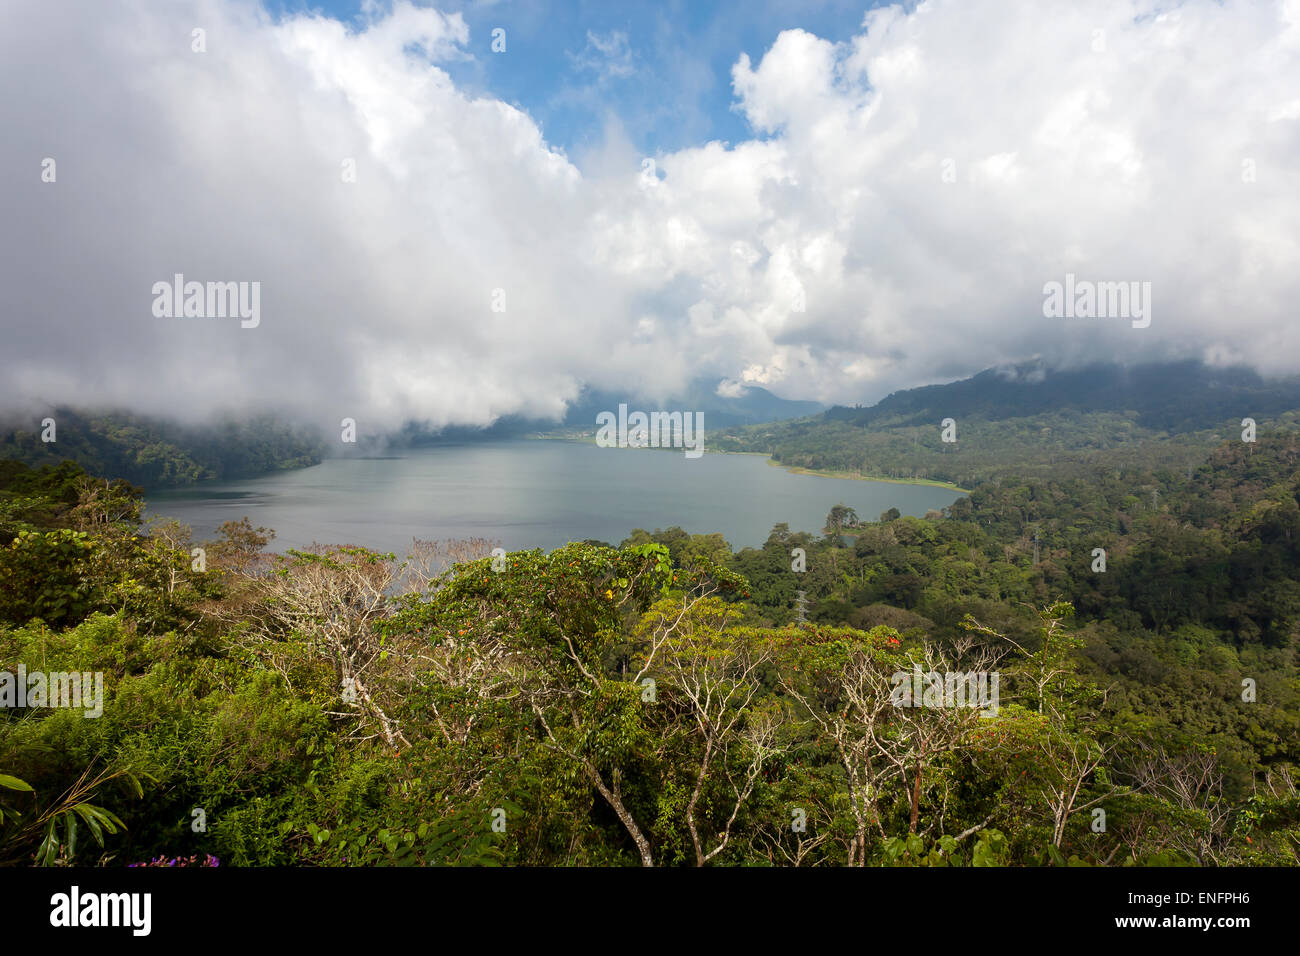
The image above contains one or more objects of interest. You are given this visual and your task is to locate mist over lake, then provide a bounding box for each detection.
[146,439,964,554]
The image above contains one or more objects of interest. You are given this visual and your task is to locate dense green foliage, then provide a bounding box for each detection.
[1,409,324,488]
[0,428,1297,866]
[713,361,1300,488]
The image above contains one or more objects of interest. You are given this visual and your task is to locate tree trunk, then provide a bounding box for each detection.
[586,765,654,867]
[686,738,714,866]
[909,759,922,833]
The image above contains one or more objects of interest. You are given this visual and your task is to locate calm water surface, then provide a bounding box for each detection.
[146,440,963,554]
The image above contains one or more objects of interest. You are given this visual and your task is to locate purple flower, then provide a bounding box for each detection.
[126,852,222,867]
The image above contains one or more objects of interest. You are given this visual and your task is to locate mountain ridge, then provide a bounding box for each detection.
[826,360,1300,433]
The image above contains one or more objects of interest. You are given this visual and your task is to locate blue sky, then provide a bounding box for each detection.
[264,0,883,160]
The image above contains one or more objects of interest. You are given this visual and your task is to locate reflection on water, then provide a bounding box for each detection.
[145,440,964,554]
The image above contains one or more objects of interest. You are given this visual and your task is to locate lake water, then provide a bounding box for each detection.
[145,440,963,554]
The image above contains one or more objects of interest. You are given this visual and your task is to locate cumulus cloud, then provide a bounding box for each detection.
[2,0,1298,435]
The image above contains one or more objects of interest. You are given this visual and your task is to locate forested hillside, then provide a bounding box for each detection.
[0,410,324,488]
[1,429,1296,867]
[832,361,1300,433]
[714,362,1300,488]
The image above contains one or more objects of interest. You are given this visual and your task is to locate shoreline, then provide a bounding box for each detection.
[755,456,970,493]
[531,432,971,494]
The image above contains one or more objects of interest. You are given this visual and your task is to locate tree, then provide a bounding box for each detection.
[206,517,275,574]
[408,542,726,866]
[234,545,413,748]
[643,598,784,865]
[1125,742,1231,864]
[824,503,860,537]
[871,636,1005,837]
[68,475,143,532]
[779,624,903,865]
[964,601,1122,851]
[147,518,194,595]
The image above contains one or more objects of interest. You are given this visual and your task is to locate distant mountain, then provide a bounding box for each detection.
[826,360,1300,434]
[559,382,824,429]
[395,380,825,445]
[714,360,1300,489]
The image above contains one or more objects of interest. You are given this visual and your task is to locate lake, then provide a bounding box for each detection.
[145,440,964,554]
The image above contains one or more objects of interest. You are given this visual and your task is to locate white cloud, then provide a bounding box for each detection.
[569,29,635,80]
[2,0,1298,435]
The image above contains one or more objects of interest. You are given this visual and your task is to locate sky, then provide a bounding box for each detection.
[2,0,1299,434]
[266,0,877,158]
